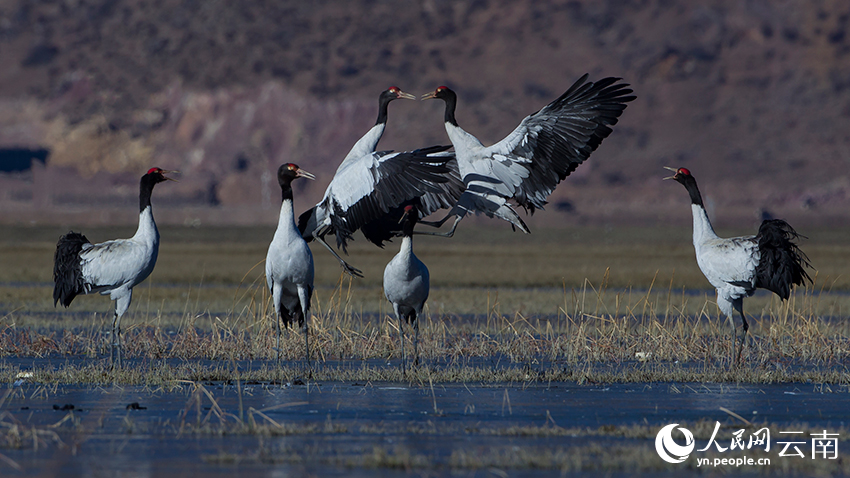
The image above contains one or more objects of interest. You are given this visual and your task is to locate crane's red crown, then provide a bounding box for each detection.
[678,168,691,176]
[147,167,163,175]
[388,86,400,93]
[285,163,298,170]
[404,205,415,212]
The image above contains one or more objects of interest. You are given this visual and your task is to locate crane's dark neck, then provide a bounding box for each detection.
[402,214,416,237]
[376,95,392,125]
[442,92,458,127]
[401,218,416,238]
[280,182,294,203]
[678,175,703,207]
[139,174,157,212]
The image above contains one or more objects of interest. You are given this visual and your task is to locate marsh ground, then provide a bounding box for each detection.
[1,224,849,476]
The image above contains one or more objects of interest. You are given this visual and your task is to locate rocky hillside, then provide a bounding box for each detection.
[1,0,848,228]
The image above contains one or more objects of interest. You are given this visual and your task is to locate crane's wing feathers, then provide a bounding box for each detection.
[360,157,465,247]
[414,156,465,217]
[324,146,459,251]
[485,75,635,213]
[699,236,760,293]
[79,239,151,293]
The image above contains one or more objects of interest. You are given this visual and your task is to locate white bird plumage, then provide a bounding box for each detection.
[298,87,463,276]
[383,204,429,372]
[420,75,635,236]
[665,166,812,364]
[266,163,316,368]
[53,167,177,367]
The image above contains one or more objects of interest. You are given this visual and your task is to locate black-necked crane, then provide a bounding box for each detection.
[664,167,813,364]
[419,74,635,236]
[383,203,429,372]
[267,163,316,368]
[53,167,178,367]
[298,87,463,275]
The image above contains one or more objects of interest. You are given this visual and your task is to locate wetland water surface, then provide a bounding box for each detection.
[3,372,849,477]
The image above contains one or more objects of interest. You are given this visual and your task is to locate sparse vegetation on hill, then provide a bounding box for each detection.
[1,1,848,226]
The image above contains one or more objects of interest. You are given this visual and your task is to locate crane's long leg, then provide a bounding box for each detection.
[272,284,283,363]
[313,232,363,278]
[727,314,737,368]
[733,298,749,365]
[394,304,406,374]
[718,293,742,369]
[109,308,119,368]
[298,286,312,375]
[303,321,310,375]
[110,291,132,370]
[413,215,462,238]
[413,316,420,368]
[418,211,453,228]
[275,312,282,364]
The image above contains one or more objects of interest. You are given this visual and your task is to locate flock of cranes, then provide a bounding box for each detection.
[52,74,813,370]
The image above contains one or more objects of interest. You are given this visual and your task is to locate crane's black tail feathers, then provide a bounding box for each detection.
[754,219,812,300]
[53,231,90,307]
[279,286,313,328]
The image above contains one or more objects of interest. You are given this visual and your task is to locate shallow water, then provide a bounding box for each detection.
[2,372,849,477]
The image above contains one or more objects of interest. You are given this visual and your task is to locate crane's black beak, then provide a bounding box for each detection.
[296,168,316,180]
[662,166,677,180]
[421,91,438,101]
[395,90,416,101]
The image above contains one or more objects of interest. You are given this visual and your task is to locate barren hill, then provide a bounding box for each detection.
[1,0,848,228]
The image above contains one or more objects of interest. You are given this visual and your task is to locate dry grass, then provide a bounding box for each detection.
[1,225,849,384]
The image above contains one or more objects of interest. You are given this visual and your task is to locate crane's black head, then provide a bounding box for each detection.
[278,163,315,186]
[422,86,458,126]
[376,86,415,124]
[278,163,315,200]
[663,167,703,206]
[421,86,455,101]
[399,204,419,236]
[382,86,416,102]
[140,167,178,211]
[144,167,178,184]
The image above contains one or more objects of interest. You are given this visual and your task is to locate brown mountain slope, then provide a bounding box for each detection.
[0,0,848,227]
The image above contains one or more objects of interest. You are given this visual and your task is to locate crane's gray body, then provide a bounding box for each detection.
[78,206,160,319]
[689,204,759,322]
[383,236,429,321]
[266,197,314,327]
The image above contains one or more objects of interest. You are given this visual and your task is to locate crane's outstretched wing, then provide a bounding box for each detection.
[360,156,464,247]
[408,155,464,218]
[483,75,635,213]
[320,145,460,251]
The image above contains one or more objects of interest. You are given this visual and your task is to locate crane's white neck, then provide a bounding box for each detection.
[445,122,484,164]
[399,235,413,259]
[275,198,300,239]
[343,123,385,162]
[691,203,718,246]
[133,205,159,245]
